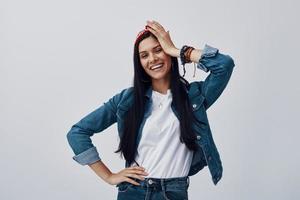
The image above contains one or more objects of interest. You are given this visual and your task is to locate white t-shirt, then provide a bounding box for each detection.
[131,89,194,178]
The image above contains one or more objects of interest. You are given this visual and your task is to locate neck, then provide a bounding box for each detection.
[151,76,170,95]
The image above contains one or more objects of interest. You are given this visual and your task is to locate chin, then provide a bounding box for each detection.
[149,74,169,80]
[146,67,171,81]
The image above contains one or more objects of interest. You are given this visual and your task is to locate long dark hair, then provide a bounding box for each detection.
[115,31,198,166]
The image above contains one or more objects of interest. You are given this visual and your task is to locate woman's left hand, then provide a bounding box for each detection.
[146,20,178,57]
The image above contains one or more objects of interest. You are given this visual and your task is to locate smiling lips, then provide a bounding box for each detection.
[150,63,164,70]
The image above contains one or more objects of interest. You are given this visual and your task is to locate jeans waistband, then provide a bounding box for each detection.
[132,176,189,189]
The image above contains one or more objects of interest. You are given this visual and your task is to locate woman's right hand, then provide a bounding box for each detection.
[106,166,149,186]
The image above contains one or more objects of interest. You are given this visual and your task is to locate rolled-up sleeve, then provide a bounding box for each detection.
[72,146,100,165]
[196,44,220,72]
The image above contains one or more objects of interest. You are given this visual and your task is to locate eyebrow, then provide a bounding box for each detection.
[139,45,161,54]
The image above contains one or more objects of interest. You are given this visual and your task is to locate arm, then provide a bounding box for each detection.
[66,88,128,165]
[172,44,235,110]
[170,48,202,63]
[89,160,148,186]
[67,88,148,186]
[88,160,113,184]
[196,45,235,110]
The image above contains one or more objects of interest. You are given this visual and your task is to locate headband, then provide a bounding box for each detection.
[134,25,150,44]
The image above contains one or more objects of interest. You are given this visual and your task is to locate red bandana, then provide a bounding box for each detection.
[134,25,150,44]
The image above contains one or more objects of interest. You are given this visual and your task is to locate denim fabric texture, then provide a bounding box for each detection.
[66,44,235,185]
[116,176,190,200]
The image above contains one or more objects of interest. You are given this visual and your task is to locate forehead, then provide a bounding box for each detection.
[138,36,160,52]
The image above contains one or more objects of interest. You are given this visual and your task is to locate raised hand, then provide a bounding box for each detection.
[146,20,179,57]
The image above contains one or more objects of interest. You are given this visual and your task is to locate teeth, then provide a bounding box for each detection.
[151,64,163,70]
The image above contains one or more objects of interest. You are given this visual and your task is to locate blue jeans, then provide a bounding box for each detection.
[116,176,190,200]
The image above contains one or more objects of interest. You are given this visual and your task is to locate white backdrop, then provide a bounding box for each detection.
[1,0,299,199]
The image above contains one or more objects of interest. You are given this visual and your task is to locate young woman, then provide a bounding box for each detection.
[67,20,235,200]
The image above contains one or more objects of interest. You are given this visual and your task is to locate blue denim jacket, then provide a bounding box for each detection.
[66,44,235,185]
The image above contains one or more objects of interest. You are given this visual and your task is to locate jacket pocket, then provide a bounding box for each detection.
[190,95,205,112]
[191,96,208,126]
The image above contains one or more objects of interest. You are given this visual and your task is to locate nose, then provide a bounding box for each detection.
[148,53,158,64]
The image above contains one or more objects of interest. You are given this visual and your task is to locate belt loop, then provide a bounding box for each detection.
[187,176,190,186]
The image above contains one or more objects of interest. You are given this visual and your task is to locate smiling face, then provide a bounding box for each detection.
[138,36,172,82]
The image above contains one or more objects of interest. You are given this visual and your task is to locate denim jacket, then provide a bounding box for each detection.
[66,44,235,185]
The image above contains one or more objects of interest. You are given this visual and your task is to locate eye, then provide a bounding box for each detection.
[155,48,162,53]
[140,54,147,59]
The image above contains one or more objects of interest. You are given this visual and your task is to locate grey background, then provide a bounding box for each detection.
[1,0,299,199]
